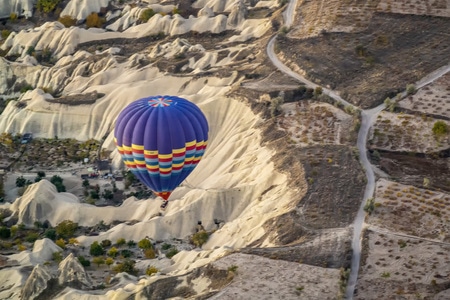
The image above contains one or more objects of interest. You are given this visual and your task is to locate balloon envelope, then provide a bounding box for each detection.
[114,95,209,200]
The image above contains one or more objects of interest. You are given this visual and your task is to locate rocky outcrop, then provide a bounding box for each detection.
[227,0,247,28]
[21,264,54,300]
[20,253,92,300]
[58,253,92,289]
[0,0,35,19]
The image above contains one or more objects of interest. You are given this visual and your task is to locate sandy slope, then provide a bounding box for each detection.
[8,80,295,249]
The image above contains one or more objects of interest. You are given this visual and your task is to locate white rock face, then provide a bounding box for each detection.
[21,264,53,300]
[0,0,35,19]
[227,0,247,27]
[60,0,110,21]
[58,253,92,289]
[8,238,62,266]
[197,6,214,17]
[148,38,204,59]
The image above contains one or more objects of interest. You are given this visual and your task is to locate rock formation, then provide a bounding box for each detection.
[57,253,92,289]
[21,264,53,300]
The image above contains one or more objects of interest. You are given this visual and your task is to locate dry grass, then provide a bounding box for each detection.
[356,230,450,299]
[369,111,450,153]
[399,73,450,119]
[369,179,450,241]
[277,101,354,147]
[377,0,450,17]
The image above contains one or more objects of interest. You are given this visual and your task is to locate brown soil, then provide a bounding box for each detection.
[277,13,450,108]
[373,149,450,192]
[356,230,450,299]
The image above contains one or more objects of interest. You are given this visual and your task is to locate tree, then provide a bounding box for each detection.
[90,241,104,256]
[78,255,91,267]
[55,220,78,239]
[137,238,152,250]
[113,259,137,275]
[270,96,283,117]
[0,226,11,238]
[127,240,136,248]
[51,175,66,192]
[432,121,448,136]
[92,256,105,267]
[37,171,46,178]
[102,189,113,200]
[108,247,118,257]
[121,249,132,258]
[37,0,61,13]
[16,176,26,187]
[44,228,57,240]
[82,179,90,189]
[105,257,114,267]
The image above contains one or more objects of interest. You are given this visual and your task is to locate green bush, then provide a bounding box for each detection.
[146,265,159,276]
[52,251,63,262]
[101,239,112,247]
[10,13,18,21]
[406,84,416,95]
[55,238,66,249]
[113,259,137,275]
[116,238,126,246]
[55,220,77,239]
[120,249,132,258]
[314,86,323,98]
[137,238,152,250]
[108,246,118,257]
[1,29,11,40]
[363,197,375,215]
[78,255,91,267]
[140,9,155,22]
[92,256,105,267]
[270,96,283,117]
[0,226,11,239]
[432,120,448,136]
[166,247,178,259]
[86,13,105,28]
[144,248,156,259]
[161,243,172,250]
[16,176,26,187]
[90,241,104,256]
[37,0,61,13]
[25,232,40,243]
[191,231,209,247]
[58,15,77,27]
[44,228,57,240]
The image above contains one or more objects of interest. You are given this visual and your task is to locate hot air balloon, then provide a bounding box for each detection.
[114,95,208,202]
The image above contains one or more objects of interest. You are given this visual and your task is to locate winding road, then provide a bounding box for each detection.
[268,1,450,299]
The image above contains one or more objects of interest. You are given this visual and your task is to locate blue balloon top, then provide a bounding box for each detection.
[114,95,209,200]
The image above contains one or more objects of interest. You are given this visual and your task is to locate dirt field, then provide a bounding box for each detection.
[277,13,450,108]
